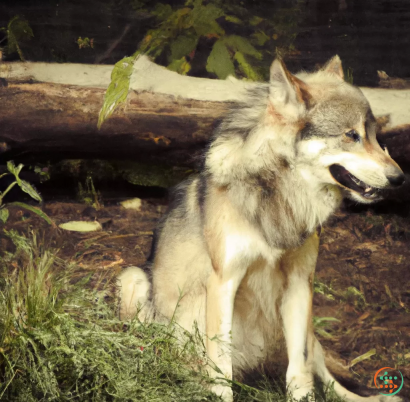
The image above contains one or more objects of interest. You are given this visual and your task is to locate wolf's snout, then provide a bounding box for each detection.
[387,171,405,187]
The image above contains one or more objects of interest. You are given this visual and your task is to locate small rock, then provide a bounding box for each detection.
[120,198,142,211]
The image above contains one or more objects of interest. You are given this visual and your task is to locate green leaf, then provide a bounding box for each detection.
[7,161,23,178]
[98,55,137,129]
[315,328,334,339]
[252,31,270,46]
[169,35,198,62]
[3,162,42,203]
[234,52,263,81]
[19,180,42,203]
[225,16,242,24]
[59,221,102,232]
[140,30,169,58]
[8,16,33,40]
[190,3,225,36]
[224,35,262,59]
[9,202,53,225]
[152,3,173,21]
[313,316,339,339]
[165,7,192,31]
[5,15,33,61]
[6,161,16,174]
[250,16,264,26]
[206,40,235,79]
[350,349,376,368]
[167,57,191,75]
[313,316,340,328]
[0,208,9,223]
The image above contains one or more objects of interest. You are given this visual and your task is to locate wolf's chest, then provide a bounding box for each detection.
[255,185,341,250]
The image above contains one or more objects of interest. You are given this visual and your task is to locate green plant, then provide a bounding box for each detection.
[314,279,367,310]
[98,0,306,128]
[77,175,102,209]
[32,165,51,183]
[0,162,51,225]
[76,36,94,49]
[98,55,136,128]
[313,316,340,339]
[343,286,366,309]
[137,0,304,78]
[0,16,33,61]
[313,278,337,300]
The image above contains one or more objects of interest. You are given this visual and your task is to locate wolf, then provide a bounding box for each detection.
[118,56,405,402]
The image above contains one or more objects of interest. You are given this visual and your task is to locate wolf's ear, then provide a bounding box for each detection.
[269,59,309,111]
[321,55,344,80]
[270,59,304,105]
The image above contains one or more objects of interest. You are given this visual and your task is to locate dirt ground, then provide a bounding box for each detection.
[1,188,409,397]
[316,203,410,396]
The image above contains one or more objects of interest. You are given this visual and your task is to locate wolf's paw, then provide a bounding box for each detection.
[287,374,314,401]
[377,396,403,402]
[210,383,233,402]
[289,388,315,401]
[344,394,404,402]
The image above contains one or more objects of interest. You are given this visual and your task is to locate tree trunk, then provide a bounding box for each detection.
[0,57,409,168]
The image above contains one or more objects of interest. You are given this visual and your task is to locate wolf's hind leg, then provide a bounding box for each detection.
[117,266,152,321]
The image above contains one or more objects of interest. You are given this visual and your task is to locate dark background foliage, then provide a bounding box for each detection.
[0,0,409,86]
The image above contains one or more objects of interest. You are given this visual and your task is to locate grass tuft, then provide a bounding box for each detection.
[0,231,220,401]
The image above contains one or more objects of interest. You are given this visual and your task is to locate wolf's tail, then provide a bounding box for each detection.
[314,339,402,402]
[117,266,153,321]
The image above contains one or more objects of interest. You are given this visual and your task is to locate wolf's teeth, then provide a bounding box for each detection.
[351,175,361,185]
[364,187,373,193]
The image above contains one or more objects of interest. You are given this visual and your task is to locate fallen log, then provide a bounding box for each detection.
[0,82,230,166]
[0,57,409,168]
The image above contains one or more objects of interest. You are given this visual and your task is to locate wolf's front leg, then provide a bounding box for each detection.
[206,266,247,402]
[280,234,319,400]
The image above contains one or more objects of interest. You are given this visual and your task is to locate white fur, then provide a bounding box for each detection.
[319,152,390,188]
[117,266,151,320]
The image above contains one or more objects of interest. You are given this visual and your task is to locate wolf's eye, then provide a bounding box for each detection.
[345,130,360,142]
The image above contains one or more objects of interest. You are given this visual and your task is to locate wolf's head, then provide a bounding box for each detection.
[269,56,404,203]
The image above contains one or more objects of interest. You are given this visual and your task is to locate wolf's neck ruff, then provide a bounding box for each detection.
[205,85,342,249]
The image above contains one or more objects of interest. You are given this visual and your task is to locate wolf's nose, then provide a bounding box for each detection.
[387,172,405,187]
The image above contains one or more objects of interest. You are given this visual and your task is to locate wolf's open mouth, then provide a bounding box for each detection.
[329,164,379,199]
